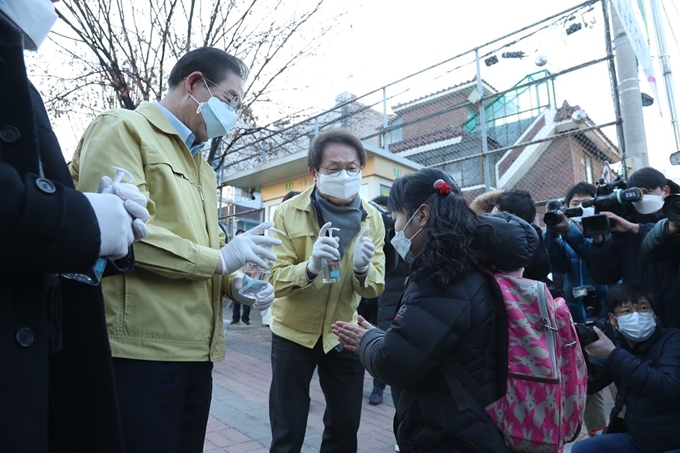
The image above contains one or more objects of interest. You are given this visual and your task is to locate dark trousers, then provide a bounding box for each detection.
[232,302,250,323]
[269,333,365,453]
[112,358,213,453]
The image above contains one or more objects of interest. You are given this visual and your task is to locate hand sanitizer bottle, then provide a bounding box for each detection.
[322,227,341,284]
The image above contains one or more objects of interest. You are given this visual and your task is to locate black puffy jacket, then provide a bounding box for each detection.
[588,327,680,453]
[360,269,511,453]
[358,212,539,452]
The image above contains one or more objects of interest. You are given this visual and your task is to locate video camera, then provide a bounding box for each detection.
[580,176,643,237]
[575,318,614,347]
[571,284,616,346]
[543,199,585,227]
[663,193,680,224]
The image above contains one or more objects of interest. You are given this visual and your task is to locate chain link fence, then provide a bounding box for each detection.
[216,0,623,227]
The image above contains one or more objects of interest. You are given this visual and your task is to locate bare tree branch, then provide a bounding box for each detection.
[43,0,338,172]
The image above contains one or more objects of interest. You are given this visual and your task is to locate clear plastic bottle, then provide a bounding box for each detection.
[322,227,341,284]
[238,228,285,300]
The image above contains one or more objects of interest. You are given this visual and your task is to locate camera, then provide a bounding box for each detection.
[575,318,612,347]
[573,285,612,347]
[580,177,642,237]
[543,199,585,227]
[368,200,394,231]
[663,193,680,223]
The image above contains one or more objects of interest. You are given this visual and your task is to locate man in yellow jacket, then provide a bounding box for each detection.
[69,48,280,453]
[268,128,386,452]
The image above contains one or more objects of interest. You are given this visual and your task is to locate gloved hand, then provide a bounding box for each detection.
[308,222,340,275]
[98,175,150,241]
[217,222,281,275]
[230,272,275,310]
[83,192,135,259]
[352,227,374,274]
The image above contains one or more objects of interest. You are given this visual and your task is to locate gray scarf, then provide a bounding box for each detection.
[313,190,363,259]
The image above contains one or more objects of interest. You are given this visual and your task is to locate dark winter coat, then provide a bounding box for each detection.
[522,224,551,281]
[360,270,510,453]
[376,260,409,331]
[641,218,680,261]
[544,223,609,323]
[0,15,124,452]
[588,213,680,329]
[588,327,680,453]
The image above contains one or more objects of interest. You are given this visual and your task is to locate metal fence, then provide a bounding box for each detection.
[215,0,623,226]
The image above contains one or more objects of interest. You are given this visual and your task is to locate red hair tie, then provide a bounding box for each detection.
[433,179,451,196]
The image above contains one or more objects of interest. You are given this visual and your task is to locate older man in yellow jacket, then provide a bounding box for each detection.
[69,48,280,453]
[268,128,386,452]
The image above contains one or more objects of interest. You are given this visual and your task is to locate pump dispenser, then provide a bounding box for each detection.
[322,227,341,284]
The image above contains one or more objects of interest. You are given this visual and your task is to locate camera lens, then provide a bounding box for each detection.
[663,194,680,223]
[543,211,561,227]
[582,214,610,237]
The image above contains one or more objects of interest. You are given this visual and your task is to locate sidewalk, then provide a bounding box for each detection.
[204,310,611,452]
[204,310,396,453]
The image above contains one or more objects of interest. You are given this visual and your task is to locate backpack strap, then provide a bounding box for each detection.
[442,357,493,411]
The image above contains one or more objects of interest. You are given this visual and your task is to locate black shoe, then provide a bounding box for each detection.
[243,320,250,325]
[232,320,240,325]
[368,387,383,405]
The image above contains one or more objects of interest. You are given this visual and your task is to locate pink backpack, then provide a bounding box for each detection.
[443,275,587,452]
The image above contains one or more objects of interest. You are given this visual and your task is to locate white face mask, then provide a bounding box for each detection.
[616,311,656,342]
[317,170,362,199]
[572,206,596,223]
[0,0,57,51]
[632,194,664,215]
[191,80,238,140]
[390,210,422,262]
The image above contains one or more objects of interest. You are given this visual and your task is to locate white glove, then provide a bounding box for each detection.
[308,222,340,275]
[218,222,281,275]
[352,227,374,274]
[98,175,150,241]
[230,272,275,311]
[83,192,135,259]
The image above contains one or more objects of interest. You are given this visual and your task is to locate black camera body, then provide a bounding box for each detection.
[575,317,614,347]
[580,177,642,237]
[663,193,680,224]
[543,199,584,227]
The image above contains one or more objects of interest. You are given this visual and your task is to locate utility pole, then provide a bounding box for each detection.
[611,4,649,172]
[649,0,680,152]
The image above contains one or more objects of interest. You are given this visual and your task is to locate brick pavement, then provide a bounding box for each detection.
[205,310,613,452]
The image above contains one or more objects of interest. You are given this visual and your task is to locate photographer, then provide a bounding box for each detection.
[640,205,680,262]
[588,167,680,329]
[544,182,610,435]
[572,282,680,453]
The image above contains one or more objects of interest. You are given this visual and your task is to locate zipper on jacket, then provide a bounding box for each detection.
[194,154,204,202]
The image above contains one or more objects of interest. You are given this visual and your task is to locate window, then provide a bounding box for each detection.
[585,154,593,184]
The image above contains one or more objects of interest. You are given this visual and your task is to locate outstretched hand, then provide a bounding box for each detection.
[331,315,374,353]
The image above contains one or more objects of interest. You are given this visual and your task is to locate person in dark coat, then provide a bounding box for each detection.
[572,282,680,453]
[641,217,680,260]
[333,168,517,452]
[0,3,148,451]
[492,189,551,281]
[358,195,407,407]
[544,181,610,436]
[588,167,680,329]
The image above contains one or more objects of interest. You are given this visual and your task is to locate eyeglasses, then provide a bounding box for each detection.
[320,165,361,177]
[203,77,241,110]
[614,303,652,317]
